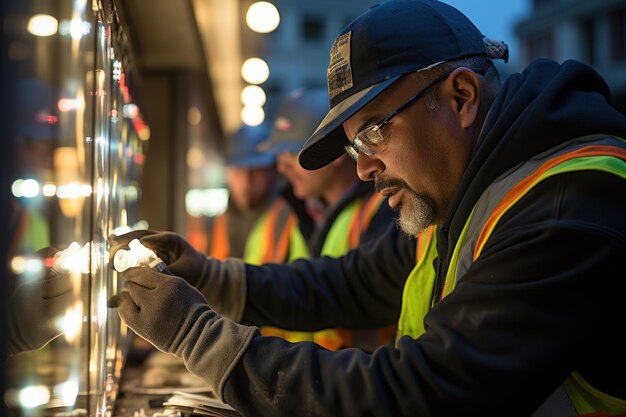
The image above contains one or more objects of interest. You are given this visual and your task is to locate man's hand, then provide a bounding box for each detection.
[109,267,257,397]
[109,231,207,287]
[109,230,247,322]
[108,267,213,354]
[6,251,73,355]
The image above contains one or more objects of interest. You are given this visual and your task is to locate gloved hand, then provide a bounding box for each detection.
[109,267,256,398]
[109,230,206,286]
[6,248,73,356]
[108,230,247,321]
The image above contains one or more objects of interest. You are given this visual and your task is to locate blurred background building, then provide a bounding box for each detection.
[1,0,624,416]
[110,0,371,232]
[515,0,626,112]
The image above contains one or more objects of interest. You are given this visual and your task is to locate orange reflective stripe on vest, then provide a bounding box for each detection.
[268,191,392,351]
[210,198,297,263]
[442,142,626,299]
[474,144,626,261]
[259,198,297,263]
[245,198,297,264]
[209,213,230,260]
[436,136,626,415]
[348,192,386,247]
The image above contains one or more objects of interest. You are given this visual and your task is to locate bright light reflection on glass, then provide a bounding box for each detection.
[113,225,131,236]
[241,57,269,84]
[42,183,57,197]
[59,304,83,342]
[54,380,79,406]
[56,183,92,199]
[12,178,40,198]
[241,85,266,106]
[27,14,58,37]
[121,208,128,227]
[123,104,138,118]
[96,178,105,209]
[10,256,44,276]
[11,179,23,197]
[113,60,122,81]
[22,179,40,198]
[185,188,229,217]
[53,242,91,273]
[58,97,85,112]
[241,105,265,126]
[96,290,108,327]
[19,385,50,408]
[62,19,91,40]
[246,2,280,33]
[112,220,150,237]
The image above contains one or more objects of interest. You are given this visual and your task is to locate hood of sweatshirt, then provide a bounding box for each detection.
[437,58,626,272]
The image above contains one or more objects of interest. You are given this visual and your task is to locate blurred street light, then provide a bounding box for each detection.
[246,2,280,33]
[241,57,269,84]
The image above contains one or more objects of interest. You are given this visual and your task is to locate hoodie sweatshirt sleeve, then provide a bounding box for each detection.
[219,171,625,417]
[241,222,416,330]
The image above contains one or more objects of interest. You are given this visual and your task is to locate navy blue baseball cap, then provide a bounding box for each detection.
[298,0,502,170]
[258,87,329,155]
[226,123,276,167]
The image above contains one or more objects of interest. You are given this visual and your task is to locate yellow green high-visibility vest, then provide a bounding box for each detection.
[243,198,298,265]
[262,192,390,350]
[395,225,438,343]
[207,198,297,264]
[398,135,626,416]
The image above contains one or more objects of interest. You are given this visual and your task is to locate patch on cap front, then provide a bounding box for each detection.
[327,31,353,101]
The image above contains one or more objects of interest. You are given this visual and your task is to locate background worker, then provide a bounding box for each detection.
[258,86,401,351]
[109,1,626,416]
[189,123,295,264]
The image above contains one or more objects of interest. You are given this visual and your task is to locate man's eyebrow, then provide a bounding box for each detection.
[352,115,382,137]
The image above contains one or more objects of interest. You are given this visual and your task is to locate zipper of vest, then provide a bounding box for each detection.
[431,227,455,307]
[431,257,445,307]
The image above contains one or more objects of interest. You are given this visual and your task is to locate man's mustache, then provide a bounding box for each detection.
[375,178,410,194]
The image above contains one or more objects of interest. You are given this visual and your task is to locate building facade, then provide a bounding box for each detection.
[260,0,374,119]
[515,0,626,113]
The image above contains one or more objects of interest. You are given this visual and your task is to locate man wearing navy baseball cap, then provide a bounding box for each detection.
[110,1,626,415]
[195,123,281,260]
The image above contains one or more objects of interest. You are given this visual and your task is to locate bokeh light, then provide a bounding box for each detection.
[241,57,269,85]
[246,2,280,33]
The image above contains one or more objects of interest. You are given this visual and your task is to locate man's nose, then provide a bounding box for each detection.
[356,153,383,182]
[277,152,293,170]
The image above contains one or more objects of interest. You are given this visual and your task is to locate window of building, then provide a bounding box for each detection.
[301,14,325,42]
[301,80,326,90]
[609,8,626,63]
[533,0,556,11]
[526,30,555,61]
[580,18,596,66]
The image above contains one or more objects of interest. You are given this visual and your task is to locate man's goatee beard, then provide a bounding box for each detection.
[396,191,437,238]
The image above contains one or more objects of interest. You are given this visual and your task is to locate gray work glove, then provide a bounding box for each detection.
[108,267,256,398]
[108,230,246,321]
[6,248,73,356]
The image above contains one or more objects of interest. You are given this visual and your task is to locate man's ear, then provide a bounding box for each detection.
[444,67,481,130]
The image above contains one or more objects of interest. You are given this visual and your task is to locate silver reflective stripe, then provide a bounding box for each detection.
[447,134,624,416]
[454,134,613,281]
[531,385,577,417]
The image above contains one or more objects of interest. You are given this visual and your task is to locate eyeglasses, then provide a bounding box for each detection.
[345,67,483,161]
